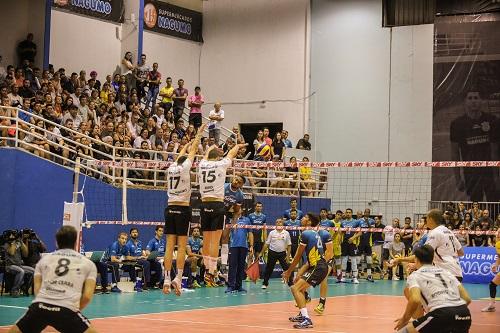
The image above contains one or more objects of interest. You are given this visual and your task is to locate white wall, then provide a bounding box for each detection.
[0,0,45,68]
[310,0,433,217]
[50,9,122,77]
[200,0,309,143]
[143,31,201,88]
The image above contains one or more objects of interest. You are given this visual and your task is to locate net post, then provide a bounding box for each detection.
[122,162,128,225]
[73,157,81,203]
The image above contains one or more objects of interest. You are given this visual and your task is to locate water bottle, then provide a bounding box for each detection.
[181,276,188,289]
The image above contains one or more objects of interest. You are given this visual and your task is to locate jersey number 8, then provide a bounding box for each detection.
[55,258,71,277]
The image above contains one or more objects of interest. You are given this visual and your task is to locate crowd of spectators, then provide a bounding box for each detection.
[0,47,321,192]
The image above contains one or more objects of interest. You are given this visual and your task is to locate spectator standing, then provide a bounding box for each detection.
[401,217,414,255]
[282,130,293,148]
[145,62,161,110]
[159,77,174,112]
[172,79,188,122]
[271,132,286,160]
[296,134,312,150]
[135,54,150,100]
[188,86,204,129]
[3,231,34,297]
[17,33,37,65]
[121,51,135,90]
[208,102,224,144]
[263,127,272,146]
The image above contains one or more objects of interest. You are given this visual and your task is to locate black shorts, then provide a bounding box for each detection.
[16,302,91,333]
[165,205,192,236]
[253,241,264,254]
[302,258,328,287]
[358,242,372,256]
[412,304,471,333]
[200,201,225,231]
[341,241,359,257]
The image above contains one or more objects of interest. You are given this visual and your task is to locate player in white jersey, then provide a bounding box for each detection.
[198,142,246,286]
[163,124,205,296]
[8,226,98,333]
[394,244,471,333]
[394,209,464,281]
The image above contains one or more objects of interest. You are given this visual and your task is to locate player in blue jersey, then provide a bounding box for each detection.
[284,198,304,220]
[248,202,267,261]
[125,228,151,291]
[220,176,245,275]
[282,213,329,329]
[319,208,334,228]
[145,225,165,288]
[358,208,376,282]
[186,227,204,288]
[340,208,362,283]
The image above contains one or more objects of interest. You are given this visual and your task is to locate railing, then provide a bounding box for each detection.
[0,107,328,197]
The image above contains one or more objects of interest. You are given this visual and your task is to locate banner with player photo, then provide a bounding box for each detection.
[431,12,500,201]
[143,0,203,42]
[52,0,125,23]
[459,246,497,284]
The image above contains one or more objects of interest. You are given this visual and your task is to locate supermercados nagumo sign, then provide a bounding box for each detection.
[52,0,125,23]
[143,0,203,42]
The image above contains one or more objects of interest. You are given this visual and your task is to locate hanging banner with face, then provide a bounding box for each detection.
[431,12,500,201]
[143,0,203,42]
[52,0,125,23]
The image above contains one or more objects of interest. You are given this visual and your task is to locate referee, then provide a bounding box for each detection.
[259,219,292,289]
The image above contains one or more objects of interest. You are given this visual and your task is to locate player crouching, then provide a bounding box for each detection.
[394,244,472,333]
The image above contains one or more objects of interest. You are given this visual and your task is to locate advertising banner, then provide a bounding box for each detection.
[459,246,497,284]
[143,0,203,42]
[52,0,125,23]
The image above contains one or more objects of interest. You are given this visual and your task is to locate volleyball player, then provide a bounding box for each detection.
[314,225,333,315]
[248,202,267,262]
[284,209,302,287]
[481,229,500,312]
[340,208,361,283]
[331,210,343,282]
[358,208,375,282]
[8,226,98,333]
[219,174,245,278]
[198,142,246,287]
[163,124,204,296]
[394,245,472,333]
[282,213,329,329]
[393,209,464,281]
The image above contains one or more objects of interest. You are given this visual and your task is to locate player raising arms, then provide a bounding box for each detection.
[163,124,205,296]
[199,141,247,287]
[282,213,329,329]
[394,245,472,333]
[8,226,98,333]
[481,228,500,312]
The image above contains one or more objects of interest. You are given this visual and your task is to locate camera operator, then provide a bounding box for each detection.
[3,230,35,297]
[21,229,47,267]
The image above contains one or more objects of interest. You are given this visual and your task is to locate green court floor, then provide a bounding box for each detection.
[0,279,492,326]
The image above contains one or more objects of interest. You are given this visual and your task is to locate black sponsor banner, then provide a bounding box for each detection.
[143,0,203,42]
[437,0,500,16]
[431,14,500,201]
[52,0,124,23]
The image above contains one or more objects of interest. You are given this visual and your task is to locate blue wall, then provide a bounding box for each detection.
[0,149,331,251]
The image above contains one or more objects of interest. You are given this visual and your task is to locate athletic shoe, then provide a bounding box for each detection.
[204,273,216,287]
[261,285,268,289]
[134,286,143,292]
[225,287,235,293]
[352,278,360,284]
[340,277,346,283]
[314,303,325,315]
[192,280,202,288]
[367,276,375,283]
[10,290,20,298]
[393,276,400,281]
[237,287,247,293]
[293,317,314,329]
[481,305,496,312]
[171,278,182,296]
[110,286,122,293]
[289,313,306,322]
[100,287,110,294]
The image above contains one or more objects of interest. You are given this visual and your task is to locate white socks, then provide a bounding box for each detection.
[300,308,309,318]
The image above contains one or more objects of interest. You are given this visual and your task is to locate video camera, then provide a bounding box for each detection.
[21,228,37,240]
